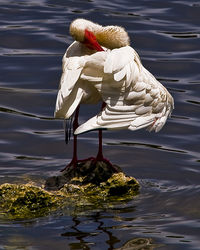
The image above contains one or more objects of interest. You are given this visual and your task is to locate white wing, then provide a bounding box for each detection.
[75,46,174,134]
[54,42,84,118]
[54,41,104,119]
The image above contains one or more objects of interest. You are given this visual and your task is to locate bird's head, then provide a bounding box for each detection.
[69,18,130,51]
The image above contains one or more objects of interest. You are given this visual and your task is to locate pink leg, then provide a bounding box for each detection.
[95,102,106,161]
[61,102,119,172]
[92,102,119,171]
[96,129,103,160]
[91,128,113,168]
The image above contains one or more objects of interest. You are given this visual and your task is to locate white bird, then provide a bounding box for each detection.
[54,19,174,170]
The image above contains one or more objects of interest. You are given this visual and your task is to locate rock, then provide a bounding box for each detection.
[59,172,139,201]
[0,160,139,220]
[45,160,123,190]
[0,183,64,220]
[44,175,68,191]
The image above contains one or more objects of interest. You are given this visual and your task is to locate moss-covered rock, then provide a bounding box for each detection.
[0,183,64,220]
[0,160,139,220]
[45,160,122,190]
[60,172,139,202]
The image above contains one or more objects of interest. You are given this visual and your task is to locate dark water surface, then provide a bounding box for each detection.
[0,0,200,249]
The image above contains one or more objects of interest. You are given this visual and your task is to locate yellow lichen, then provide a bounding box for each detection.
[0,172,139,220]
[0,183,64,220]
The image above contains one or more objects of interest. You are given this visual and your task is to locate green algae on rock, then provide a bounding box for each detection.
[0,183,64,220]
[59,172,139,203]
[0,161,139,220]
[45,160,139,206]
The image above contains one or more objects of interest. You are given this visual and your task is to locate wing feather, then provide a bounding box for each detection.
[55,42,174,134]
[104,46,141,87]
[54,42,86,118]
[54,42,106,119]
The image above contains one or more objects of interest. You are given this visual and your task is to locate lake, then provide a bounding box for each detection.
[0,0,200,249]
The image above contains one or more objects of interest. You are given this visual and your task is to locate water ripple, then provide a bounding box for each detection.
[107,141,187,154]
[0,106,54,120]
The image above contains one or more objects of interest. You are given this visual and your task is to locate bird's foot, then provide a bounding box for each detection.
[60,157,79,172]
[60,157,95,172]
[91,156,120,173]
[61,156,119,173]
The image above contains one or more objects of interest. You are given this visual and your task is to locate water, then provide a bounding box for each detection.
[0,0,200,249]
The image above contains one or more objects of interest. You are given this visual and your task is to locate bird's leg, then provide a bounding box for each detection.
[94,128,113,168]
[96,128,103,161]
[92,102,119,172]
[69,114,79,167]
[72,102,107,164]
[61,103,118,173]
[61,105,80,171]
[95,102,106,161]
[92,126,119,172]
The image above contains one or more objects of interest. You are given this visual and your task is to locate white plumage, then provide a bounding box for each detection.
[55,19,174,136]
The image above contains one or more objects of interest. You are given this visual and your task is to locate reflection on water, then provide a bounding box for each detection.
[0,0,200,249]
[62,214,159,250]
[115,238,158,250]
